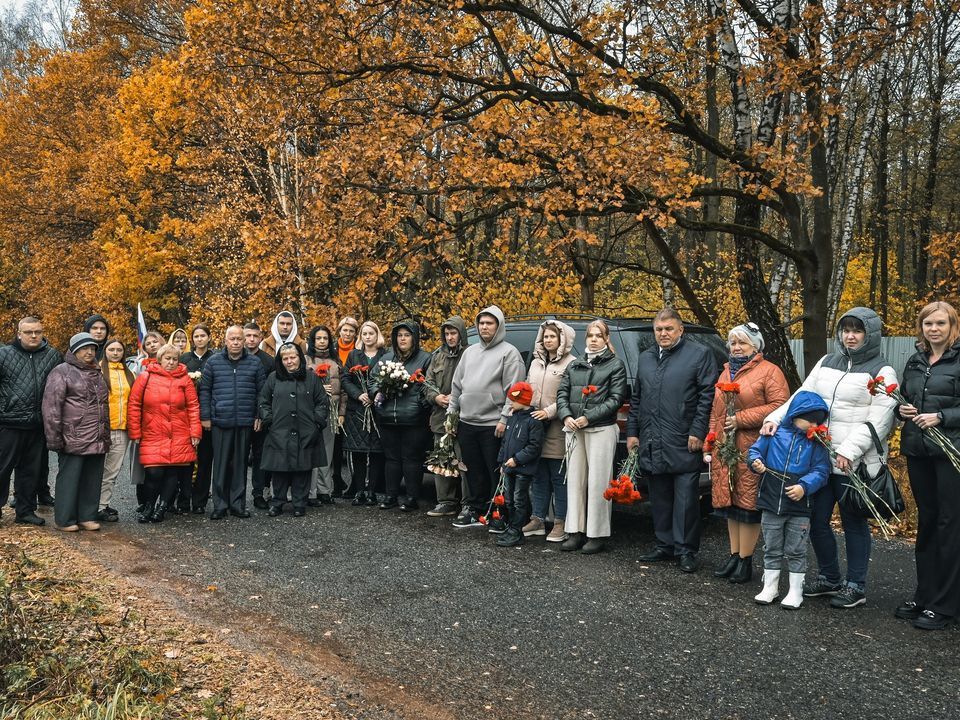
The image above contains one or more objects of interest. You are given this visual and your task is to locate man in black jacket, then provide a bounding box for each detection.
[626,308,719,573]
[244,321,274,508]
[0,317,62,525]
[199,325,266,520]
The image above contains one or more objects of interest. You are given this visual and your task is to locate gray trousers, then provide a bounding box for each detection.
[761,511,810,573]
[54,453,104,527]
[647,470,701,555]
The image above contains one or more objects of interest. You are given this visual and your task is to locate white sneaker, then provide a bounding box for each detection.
[522,516,546,536]
[754,569,781,605]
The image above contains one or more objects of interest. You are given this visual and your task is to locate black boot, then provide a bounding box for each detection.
[352,491,366,507]
[713,553,740,578]
[150,502,169,523]
[137,505,153,523]
[560,532,586,552]
[728,556,754,584]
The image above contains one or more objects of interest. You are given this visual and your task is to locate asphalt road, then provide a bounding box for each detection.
[33,474,960,720]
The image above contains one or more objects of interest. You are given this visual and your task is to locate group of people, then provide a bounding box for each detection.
[1,301,958,631]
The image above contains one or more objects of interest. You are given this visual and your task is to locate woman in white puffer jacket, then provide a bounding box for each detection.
[762,307,898,610]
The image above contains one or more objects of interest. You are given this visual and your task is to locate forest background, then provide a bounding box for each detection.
[0,0,958,384]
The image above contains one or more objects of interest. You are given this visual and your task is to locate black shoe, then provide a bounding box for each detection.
[487,517,507,534]
[427,502,459,517]
[267,506,282,517]
[399,500,418,512]
[913,610,954,630]
[803,578,842,597]
[496,529,523,547]
[15,512,45,526]
[728,556,753,584]
[136,503,147,515]
[679,554,700,573]
[581,538,606,555]
[318,494,335,505]
[713,553,740,578]
[895,600,923,621]
[352,492,367,507]
[379,496,398,510]
[230,509,251,518]
[365,494,378,507]
[37,494,55,507]
[292,508,306,517]
[342,489,357,500]
[829,585,866,609]
[253,496,268,510]
[150,502,168,523]
[452,508,481,528]
[307,497,321,507]
[560,532,586,552]
[639,548,676,563]
[96,509,119,523]
[192,506,206,515]
[209,510,227,520]
[104,506,120,517]
[137,509,153,523]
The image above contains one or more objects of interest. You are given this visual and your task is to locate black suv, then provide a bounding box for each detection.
[466,314,727,503]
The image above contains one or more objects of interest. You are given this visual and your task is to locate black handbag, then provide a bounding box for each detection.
[839,422,905,520]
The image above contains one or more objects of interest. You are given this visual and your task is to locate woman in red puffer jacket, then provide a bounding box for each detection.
[127,344,201,523]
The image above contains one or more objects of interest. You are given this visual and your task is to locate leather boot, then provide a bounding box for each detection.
[754,570,781,605]
[560,532,586,552]
[713,553,739,578]
[728,556,754,584]
[150,502,169,523]
[781,572,805,610]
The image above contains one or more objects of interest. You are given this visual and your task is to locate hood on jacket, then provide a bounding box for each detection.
[145,359,188,379]
[439,316,468,356]
[783,390,829,427]
[274,342,308,381]
[835,307,883,365]
[13,338,52,354]
[391,319,422,361]
[270,311,301,347]
[83,314,112,342]
[168,328,190,351]
[534,320,575,362]
[475,305,507,349]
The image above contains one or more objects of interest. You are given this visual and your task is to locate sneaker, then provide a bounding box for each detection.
[427,502,459,517]
[95,509,119,523]
[829,585,866,609]
[913,609,954,630]
[546,519,568,543]
[452,508,482,529]
[803,578,842,597]
[895,600,922,621]
[522,516,546,537]
[496,529,523,547]
[487,517,507,534]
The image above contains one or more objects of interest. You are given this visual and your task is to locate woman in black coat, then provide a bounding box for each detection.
[258,343,329,517]
[341,320,388,506]
[895,301,960,630]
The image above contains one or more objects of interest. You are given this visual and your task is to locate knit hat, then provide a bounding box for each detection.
[507,381,534,407]
[69,332,98,354]
[795,408,828,425]
[731,322,765,352]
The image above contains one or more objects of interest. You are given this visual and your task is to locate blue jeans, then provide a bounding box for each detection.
[531,457,566,520]
[810,473,872,590]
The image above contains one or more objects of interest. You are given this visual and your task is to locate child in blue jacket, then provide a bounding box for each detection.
[495,382,545,547]
[747,390,831,610]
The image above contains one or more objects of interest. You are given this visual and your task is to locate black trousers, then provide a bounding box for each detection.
[505,473,532,531]
[54,453,104,527]
[190,428,214,509]
[380,424,431,503]
[351,451,385,495]
[249,428,272,498]
[908,456,960,618]
[271,471,311,511]
[648,471,702,556]
[0,427,46,518]
[211,426,252,513]
[458,422,501,513]
[144,466,186,508]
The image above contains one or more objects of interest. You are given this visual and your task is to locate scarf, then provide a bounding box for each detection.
[728,353,755,378]
[337,338,354,366]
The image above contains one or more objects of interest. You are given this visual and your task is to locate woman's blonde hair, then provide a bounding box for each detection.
[917,301,960,352]
[585,319,614,353]
[155,344,180,363]
[356,320,385,349]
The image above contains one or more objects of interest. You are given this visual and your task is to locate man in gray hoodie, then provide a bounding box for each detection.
[448,306,524,528]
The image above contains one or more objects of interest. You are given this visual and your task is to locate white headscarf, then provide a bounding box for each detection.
[270,311,300,347]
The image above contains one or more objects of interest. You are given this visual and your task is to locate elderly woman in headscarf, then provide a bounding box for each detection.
[706,322,790,584]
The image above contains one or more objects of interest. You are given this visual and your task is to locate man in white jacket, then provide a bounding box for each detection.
[448,306,524,529]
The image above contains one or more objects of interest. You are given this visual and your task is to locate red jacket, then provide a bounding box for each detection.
[127,362,201,466]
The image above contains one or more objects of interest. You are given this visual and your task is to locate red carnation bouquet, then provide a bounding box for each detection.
[314,363,340,434]
[714,381,742,490]
[603,448,641,504]
[348,364,377,434]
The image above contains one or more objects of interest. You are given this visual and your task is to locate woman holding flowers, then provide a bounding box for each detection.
[342,321,387,506]
[556,319,627,554]
[706,323,789,584]
[895,301,960,630]
[306,325,347,505]
[761,307,898,609]
[369,320,432,511]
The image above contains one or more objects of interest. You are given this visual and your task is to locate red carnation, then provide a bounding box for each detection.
[315,365,329,379]
[492,510,501,520]
[493,494,506,506]
[582,385,598,396]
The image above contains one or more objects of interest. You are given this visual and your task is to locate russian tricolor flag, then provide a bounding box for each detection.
[136,303,148,348]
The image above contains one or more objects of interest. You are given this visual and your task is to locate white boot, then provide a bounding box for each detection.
[781,572,805,610]
[754,570,781,605]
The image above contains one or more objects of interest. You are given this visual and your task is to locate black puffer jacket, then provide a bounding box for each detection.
[556,348,628,427]
[258,349,329,472]
[199,350,267,428]
[0,340,62,429]
[341,347,387,452]
[626,337,719,474]
[369,320,432,426]
[899,340,960,458]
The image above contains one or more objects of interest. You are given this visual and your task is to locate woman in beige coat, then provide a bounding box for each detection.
[706,323,789,583]
[522,320,576,542]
